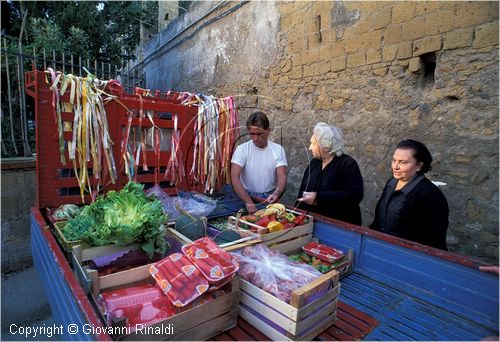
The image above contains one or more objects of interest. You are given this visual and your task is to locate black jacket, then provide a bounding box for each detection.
[370,176,449,250]
[297,154,364,225]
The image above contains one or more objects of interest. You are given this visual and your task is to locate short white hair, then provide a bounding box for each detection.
[313,122,344,157]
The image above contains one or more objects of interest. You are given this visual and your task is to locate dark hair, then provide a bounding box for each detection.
[246,111,270,130]
[396,139,433,174]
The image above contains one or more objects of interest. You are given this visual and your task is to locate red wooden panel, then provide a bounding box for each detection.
[26,70,202,208]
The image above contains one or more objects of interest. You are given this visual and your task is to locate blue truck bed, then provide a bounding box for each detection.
[31,205,499,341]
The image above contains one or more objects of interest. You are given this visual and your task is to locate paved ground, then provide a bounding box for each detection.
[1,267,59,341]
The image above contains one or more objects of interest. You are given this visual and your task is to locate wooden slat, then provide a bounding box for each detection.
[216,300,379,341]
[290,271,338,308]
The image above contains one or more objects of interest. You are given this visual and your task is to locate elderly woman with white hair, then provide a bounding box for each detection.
[297,122,364,225]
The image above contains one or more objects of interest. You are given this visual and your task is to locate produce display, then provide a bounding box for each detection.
[302,242,344,263]
[231,244,322,303]
[149,253,209,307]
[287,242,349,274]
[238,203,309,233]
[62,182,168,257]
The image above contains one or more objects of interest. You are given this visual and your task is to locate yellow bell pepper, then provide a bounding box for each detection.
[267,221,284,232]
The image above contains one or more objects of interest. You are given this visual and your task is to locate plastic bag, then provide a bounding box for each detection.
[145,186,217,220]
[52,204,81,221]
[231,244,322,303]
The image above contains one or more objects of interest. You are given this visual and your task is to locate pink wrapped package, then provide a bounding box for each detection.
[149,253,209,307]
[182,237,239,287]
[302,242,344,263]
[99,283,177,331]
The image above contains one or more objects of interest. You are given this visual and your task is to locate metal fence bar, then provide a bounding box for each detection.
[3,38,19,155]
[1,46,142,157]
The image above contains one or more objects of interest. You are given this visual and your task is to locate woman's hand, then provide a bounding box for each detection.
[297,191,317,205]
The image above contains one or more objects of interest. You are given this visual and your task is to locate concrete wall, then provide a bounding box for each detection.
[139,1,498,263]
[1,166,36,274]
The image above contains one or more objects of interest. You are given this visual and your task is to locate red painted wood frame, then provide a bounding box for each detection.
[25,70,202,209]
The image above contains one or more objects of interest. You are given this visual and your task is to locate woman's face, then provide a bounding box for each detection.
[391,148,423,182]
[309,135,324,160]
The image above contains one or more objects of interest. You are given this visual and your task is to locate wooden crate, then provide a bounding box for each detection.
[227,209,314,248]
[96,271,240,341]
[268,236,355,279]
[165,226,261,252]
[238,270,340,341]
[71,228,179,296]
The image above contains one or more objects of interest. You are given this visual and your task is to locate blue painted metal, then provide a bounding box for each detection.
[30,203,499,341]
[31,210,110,341]
[314,221,499,341]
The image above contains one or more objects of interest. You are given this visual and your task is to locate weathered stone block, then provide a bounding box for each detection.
[490,2,499,20]
[279,3,295,17]
[303,64,316,77]
[384,24,403,45]
[332,99,345,109]
[402,16,426,41]
[392,2,415,23]
[454,155,472,163]
[289,38,306,54]
[425,10,456,35]
[365,99,380,111]
[382,45,398,61]
[467,201,485,221]
[354,16,371,35]
[291,53,302,67]
[415,2,442,16]
[473,21,499,48]
[344,37,364,54]
[397,42,412,59]
[413,35,442,56]
[318,60,331,74]
[331,56,346,71]
[279,58,292,73]
[408,57,421,72]
[290,66,303,79]
[443,28,473,50]
[347,52,366,68]
[367,30,383,48]
[366,48,382,64]
[455,2,492,28]
[331,42,345,57]
[280,14,293,31]
[372,7,392,30]
[372,66,388,76]
[319,44,332,61]
[302,47,319,65]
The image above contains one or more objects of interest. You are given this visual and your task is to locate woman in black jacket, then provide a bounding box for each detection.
[296,122,364,225]
[370,139,449,250]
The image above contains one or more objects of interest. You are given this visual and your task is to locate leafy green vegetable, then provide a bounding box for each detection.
[63,182,168,257]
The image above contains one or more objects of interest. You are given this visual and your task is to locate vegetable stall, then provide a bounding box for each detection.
[27,69,498,341]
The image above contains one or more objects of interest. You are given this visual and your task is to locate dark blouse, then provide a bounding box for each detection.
[370,176,449,250]
[297,154,364,225]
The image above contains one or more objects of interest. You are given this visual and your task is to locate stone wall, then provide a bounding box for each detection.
[141,1,499,263]
[1,166,36,274]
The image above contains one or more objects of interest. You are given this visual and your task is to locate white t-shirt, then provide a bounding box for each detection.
[231,140,288,193]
